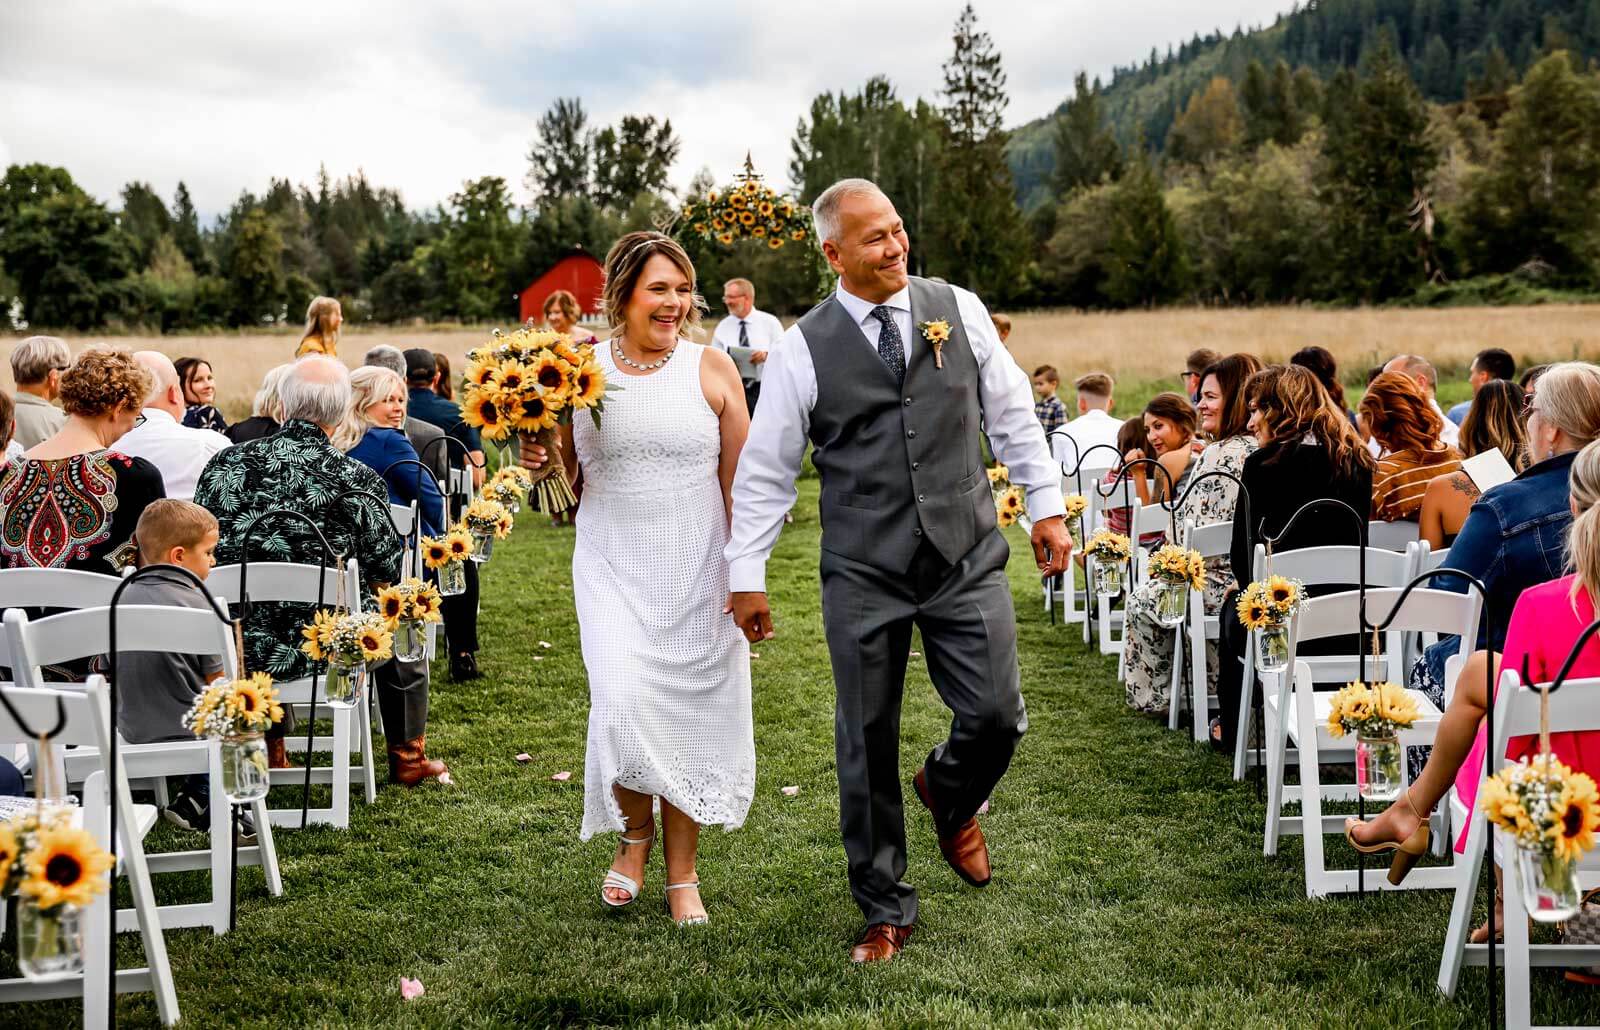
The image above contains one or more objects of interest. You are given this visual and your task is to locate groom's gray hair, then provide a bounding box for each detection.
[811,178,885,245]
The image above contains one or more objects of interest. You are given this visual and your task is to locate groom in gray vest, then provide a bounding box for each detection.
[725,179,1071,962]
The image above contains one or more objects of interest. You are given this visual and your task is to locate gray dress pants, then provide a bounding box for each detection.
[819,530,1026,927]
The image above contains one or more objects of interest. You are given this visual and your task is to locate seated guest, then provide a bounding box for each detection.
[1420,379,1528,550]
[337,366,445,538]
[173,357,227,433]
[1,348,164,574]
[1213,365,1376,750]
[295,295,342,358]
[1362,371,1462,522]
[1,392,19,462]
[1123,353,1261,715]
[432,353,454,401]
[1062,372,1121,468]
[363,346,446,482]
[1032,364,1067,445]
[1290,345,1356,424]
[1411,361,1600,704]
[116,352,231,501]
[115,499,253,842]
[194,356,444,785]
[1182,348,1219,404]
[9,335,70,449]
[226,364,292,444]
[1382,354,1459,449]
[1520,364,1549,391]
[1122,392,1200,508]
[1347,437,1600,923]
[1447,347,1516,426]
[990,313,1012,343]
[1100,416,1152,539]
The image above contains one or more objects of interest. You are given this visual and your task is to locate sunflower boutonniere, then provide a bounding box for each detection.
[919,320,952,369]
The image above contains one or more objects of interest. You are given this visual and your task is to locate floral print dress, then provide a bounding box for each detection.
[1122,435,1258,715]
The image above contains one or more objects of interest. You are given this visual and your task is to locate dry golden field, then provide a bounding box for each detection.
[6,303,1598,419]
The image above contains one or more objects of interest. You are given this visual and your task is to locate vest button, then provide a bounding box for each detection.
[912,461,921,470]
[918,494,926,503]
[912,527,923,537]
[904,397,912,406]
[906,429,916,439]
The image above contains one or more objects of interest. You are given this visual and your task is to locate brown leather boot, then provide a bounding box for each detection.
[388,735,448,786]
[266,735,290,769]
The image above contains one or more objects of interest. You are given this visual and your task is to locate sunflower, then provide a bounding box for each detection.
[495,510,516,538]
[0,820,18,893]
[301,608,337,661]
[515,393,560,433]
[1001,489,1024,513]
[742,181,759,195]
[767,237,784,250]
[422,538,452,569]
[987,465,1008,484]
[728,192,747,209]
[357,624,393,663]
[717,232,734,245]
[376,585,407,623]
[751,225,767,237]
[445,531,473,562]
[229,673,283,729]
[492,360,532,394]
[412,589,443,622]
[791,229,807,241]
[570,363,607,409]
[20,824,114,911]
[1235,587,1272,631]
[997,507,1017,528]
[532,353,576,401]
[738,210,756,226]
[1265,575,1298,612]
[549,339,583,367]
[757,200,774,217]
[466,361,497,388]
[461,391,511,440]
[710,218,725,232]
[1550,774,1600,862]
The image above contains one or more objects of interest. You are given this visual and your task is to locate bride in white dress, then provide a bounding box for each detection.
[556,232,754,927]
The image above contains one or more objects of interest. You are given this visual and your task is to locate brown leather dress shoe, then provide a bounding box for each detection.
[388,735,449,786]
[850,922,912,963]
[266,735,290,769]
[913,767,992,887]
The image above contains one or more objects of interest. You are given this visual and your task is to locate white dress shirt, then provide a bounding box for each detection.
[711,308,784,382]
[1059,408,1123,469]
[4,440,22,461]
[115,408,231,501]
[724,281,1066,593]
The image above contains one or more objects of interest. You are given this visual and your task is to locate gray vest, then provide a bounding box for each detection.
[801,277,996,574]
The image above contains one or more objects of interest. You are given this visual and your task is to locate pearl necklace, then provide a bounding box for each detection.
[613,338,676,371]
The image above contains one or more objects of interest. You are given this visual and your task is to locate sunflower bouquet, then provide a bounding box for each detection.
[301,609,393,667]
[1236,575,1305,674]
[1147,544,1206,627]
[1084,529,1133,597]
[1325,680,1420,739]
[996,487,1026,528]
[0,808,115,976]
[461,498,514,560]
[1480,753,1600,920]
[181,672,286,739]
[422,528,474,594]
[1063,493,1088,548]
[484,468,529,511]
[679,177,811,250]
[375,577,444,663]
[459,325,611,513]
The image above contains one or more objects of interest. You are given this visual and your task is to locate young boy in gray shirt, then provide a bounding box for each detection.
[117,499,253,841]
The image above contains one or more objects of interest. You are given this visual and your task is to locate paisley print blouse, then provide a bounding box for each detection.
[0,451,166,573]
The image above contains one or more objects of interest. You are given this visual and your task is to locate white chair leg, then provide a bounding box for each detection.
[252,796,284,896]
[357,697,377,805]
[207,747,230,935]
[1436,818,1485,998]
[1166,628,1183,731]
[102,770,180,1025]
[1294,670,1330,899]
[1501,827,1532,1029]
[83,861,111,1027]
[1263,691,1286,857]
[331,707,352,829]
[1233,636,1257,781]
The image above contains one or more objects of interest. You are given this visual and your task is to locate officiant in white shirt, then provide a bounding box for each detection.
[117,351,231,500]
[712,278,784,414]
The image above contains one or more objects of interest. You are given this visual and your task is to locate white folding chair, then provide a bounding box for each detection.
[1438,670,1600,1029]
[0,679,179,1026]
[1115,502,1176,681]
[1071,462,1115,644]
[0,568,120,674]
[3,604,283,933]
[1367,519,1420,552]
[206,560,374,822]
[1169,519,1232,741]
[1234,544,1417,780]
[1268,587,1477,896]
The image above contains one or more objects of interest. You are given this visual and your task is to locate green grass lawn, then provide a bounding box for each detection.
[12,478,1590,1027]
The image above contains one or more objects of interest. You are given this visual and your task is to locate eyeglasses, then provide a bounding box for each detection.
[133,414,147,427]
[1180,371,1201,381]
[1524,396,1540,418]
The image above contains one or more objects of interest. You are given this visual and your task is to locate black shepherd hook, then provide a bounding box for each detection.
[1045,429,1080,478]
[1259,497,1370,670]
[240,509,336,831]
[1100,456,1178,541]
[107,563,241,1008]
[1170,469,1254,556]
[419,433,483,512]
[1064,442,1124,496]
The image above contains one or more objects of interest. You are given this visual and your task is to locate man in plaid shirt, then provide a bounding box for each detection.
[1032,364,1067,437]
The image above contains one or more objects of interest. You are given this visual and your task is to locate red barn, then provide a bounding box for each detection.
[518,248,604,325]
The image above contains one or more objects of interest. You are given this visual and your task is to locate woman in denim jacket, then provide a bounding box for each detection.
[1412,362,1600,703]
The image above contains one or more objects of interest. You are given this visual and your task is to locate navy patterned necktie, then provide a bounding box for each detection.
[738,319,749,348]
[870,306,906,384]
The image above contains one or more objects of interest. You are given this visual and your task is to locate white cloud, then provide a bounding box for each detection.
[0,0,1294,217]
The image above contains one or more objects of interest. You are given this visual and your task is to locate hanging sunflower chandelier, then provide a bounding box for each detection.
[675,154,812,251]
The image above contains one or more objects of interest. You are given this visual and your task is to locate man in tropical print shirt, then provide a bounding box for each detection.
[193,358,449,780]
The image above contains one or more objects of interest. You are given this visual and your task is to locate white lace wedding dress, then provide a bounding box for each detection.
[573,341,755,839]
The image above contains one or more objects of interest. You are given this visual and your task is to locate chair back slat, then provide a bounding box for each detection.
[0,567,121,609]
[389,503,415,536]
[0,683,109,752]
[1494,671,1600,739]
[1366,519,1420,552]
[1186,520,1231,558]
[1252,544,1414,588]
[4,604,238,689]
[206,559,358,607]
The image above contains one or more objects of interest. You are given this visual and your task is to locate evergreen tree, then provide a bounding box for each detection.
[1240,60,1273,148]
[1320,42,1440,300]
[172,181,208,274]
[1051,72,1122,196]
[592,115,680,209]
[1103,151,1187,306]
[118,182,171,268]
[436,176,519,321]
[0,164,134,329]
[1166,77,1244,165]
[930,4,1025,298]
[525,97,592,204]
[227,208,286,325]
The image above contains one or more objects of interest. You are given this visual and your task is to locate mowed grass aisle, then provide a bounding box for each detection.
[19,480,1589,1027]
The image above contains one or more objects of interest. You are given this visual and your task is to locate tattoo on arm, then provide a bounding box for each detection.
[1449,474,1479,499]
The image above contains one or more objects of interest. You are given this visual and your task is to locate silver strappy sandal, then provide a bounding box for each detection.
[599,821,654,908]
[665,880,708,927]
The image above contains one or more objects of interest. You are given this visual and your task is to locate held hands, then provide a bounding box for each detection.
[727,591,774,643]
[1031,515,1072,578]
[520,436,548,471]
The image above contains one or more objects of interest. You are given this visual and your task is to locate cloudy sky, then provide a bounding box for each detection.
[1,0,1292,219]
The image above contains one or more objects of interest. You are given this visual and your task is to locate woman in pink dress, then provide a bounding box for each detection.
[1345,436,1600,934]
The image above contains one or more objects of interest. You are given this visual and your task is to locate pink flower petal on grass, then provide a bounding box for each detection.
[977,799,991,816]
[437,771,453,785]
[515,753,532,764]
[909,650,921,658]
[781,785,800,797]
[399,977,425,1000]
[551,770,573,782]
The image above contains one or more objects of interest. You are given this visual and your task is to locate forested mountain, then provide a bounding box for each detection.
[1009,0,1600,209]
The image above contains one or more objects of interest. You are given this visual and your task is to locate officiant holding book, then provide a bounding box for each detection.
[712,277,784,414]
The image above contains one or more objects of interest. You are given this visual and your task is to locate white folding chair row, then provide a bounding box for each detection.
[1072,462,1115,645]
[3,603,284,933]
[1437,670,1600,1029]
[1168,519,1232,740]
[1267,586,1477,896]
[0,568,121,673]
[206,560,375,825]
[1113,502,1176,681]
[1234,543,1420,781]
[1367,518,1421,552]
[0,680,179,1025]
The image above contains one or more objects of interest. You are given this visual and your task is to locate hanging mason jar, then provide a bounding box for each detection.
[437,560,467,596]
[221,732,271,803]
[1153,579,1189,628]
[1254,622,1291,675]
[1516,847,1582,923]
[393,619,427,664]
[1068,519,1083,552]
[1355,732,1403,802]
[470,530,494,563]
[17,900,84,981]
[324,658,366,708]
[1096,561,1124,598]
